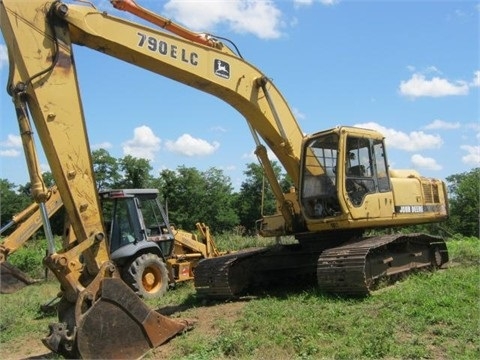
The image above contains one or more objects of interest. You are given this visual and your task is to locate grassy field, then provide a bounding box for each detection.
[0,236,479,359]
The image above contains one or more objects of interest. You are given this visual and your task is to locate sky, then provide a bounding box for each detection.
[0,0,479,192]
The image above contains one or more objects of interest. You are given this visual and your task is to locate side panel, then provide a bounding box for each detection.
[346,192,395,220]
[390,176,448,220]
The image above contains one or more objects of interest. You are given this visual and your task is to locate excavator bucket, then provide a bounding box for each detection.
[0,262,39,294]
[44,277,191,359]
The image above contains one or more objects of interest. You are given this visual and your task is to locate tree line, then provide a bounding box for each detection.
[1,149,290,236]
[1,149,478,238]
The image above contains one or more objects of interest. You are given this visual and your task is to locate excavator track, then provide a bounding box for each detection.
[317,233,449,296]
[195,233,448,299]
[195,244,326,299]
[194,248,268,298]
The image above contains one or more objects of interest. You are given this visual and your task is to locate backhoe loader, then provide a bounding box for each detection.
[1,187,223,296]
[0,0,449,358]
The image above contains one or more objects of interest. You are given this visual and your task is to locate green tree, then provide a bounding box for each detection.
[0,179,31,233]
[119,155,153,188]
[156,167,203,230]
[445,168,479,237]
[235,162,287,234]
[203,167,239,231]
[156,166,237,232]
[92,149,121,190]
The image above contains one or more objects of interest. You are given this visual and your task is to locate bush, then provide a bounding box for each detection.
[7,237,61,278]
[447,236,480,266]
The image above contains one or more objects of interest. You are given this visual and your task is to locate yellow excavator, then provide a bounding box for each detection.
[0,0,449,358]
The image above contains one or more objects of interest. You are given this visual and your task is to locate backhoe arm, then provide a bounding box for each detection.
[0,186,62,263]
[1,1,189,358]
[1,0,109,294]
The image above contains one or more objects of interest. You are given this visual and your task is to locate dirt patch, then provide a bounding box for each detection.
[2,300,246,360]
[151,299,247,359]
[1,336,55,360]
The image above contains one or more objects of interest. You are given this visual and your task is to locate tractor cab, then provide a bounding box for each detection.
[99,189,175,263]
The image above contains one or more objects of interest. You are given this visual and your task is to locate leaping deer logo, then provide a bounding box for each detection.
[214,59,230,79]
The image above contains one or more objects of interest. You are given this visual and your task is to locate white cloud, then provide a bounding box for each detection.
[399,73,469,98]
[165,134,219,156]
[122,125,161,160]
[0,149,20,157]
[294,0,314,5]
[354,122,443,151]
[292,107,306,120]
[460,145,480,166]
[406,65,416,72]
[0,44,8,70]
[164,0,283,39]
[0,134,22,148]
[242,150,256,161]
[465,123,480,141]
[91,142,113,150]
[294,0,339,6]
[411,154,442,171]
[211,126,227,133]
[0,134,23,157]
[424,119,460,130]
[40,163,51,174]
[0,134,22,157]
[424,66,441,74]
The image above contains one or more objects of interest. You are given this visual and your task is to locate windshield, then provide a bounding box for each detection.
[301,133,341,218]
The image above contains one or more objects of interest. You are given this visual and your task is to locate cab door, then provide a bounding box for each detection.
[344,136,394,220]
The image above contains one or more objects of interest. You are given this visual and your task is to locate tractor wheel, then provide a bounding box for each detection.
[123,253,168,299]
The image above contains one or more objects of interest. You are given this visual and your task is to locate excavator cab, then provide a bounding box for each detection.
[300,126,392,221]
[300,126,447,230]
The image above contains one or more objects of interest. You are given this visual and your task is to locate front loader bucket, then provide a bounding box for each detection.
[44,277,190,359]
[0,262,39,294]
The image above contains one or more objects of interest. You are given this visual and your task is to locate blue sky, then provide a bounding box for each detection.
[1,0,479,192]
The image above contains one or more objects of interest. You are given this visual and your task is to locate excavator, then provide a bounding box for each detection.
[0,0,449,358]
[0,186,224,296]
